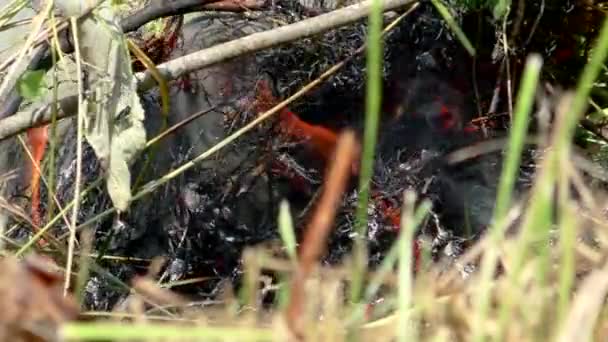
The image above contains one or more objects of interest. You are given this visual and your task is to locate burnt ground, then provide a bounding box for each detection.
[3,0,607,312]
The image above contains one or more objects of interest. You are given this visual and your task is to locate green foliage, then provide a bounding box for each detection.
[17,69,47,101]
[351,0,385,304]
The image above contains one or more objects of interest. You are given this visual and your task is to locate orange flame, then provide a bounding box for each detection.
[252,80,339,160]
[27,125,48,228]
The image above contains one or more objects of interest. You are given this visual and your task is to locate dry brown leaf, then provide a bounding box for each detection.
[0,255,79,342]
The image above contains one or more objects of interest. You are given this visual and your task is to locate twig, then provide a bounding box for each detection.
[509,0,525,45]
[285,130,358,339]
[523,0,545,47]
[120,0,267,33]
[502,16,514,119]
[145,106,219,148]
[202,0,266,11]
[444,136,535,165]
[0,0,416,141]
[64,17,84,297]
[488,59,507,115]
[0,94,77,141]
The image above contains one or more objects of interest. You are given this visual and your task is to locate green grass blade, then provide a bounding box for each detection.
[351,0,385,303]
[61,323,275,341]
[557,195,577,323]
[553,13,608,325]
[492,54,543,224]
[347,199,431,327]
[278,199,297,263]
[471,53,543,342]
[397,191,421,342]
[430,0,476,56]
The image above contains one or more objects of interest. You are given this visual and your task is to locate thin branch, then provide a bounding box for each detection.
[523,0,545,47]
[0,94,77,141]
[202,0,266,11]
[64,16,85,297]
[119,0,267,33]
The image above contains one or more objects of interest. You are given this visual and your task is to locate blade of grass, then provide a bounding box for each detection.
[497,15,608,333]
[551,15,608,320]
[505,15,608,332]
[60,323,276,341]
[430,0,476,56]
[351,0,385,304]
[493,54,543,224]
[64,16,85,297]
[471,53,543,342]
[276,200,296,309]
[347,199,431,327]
[397,190,420,342]
[556,259,608,342]
[552,94,577,325]
[557,184,577,323]
[278,199,297,263]
[46,9,61,224]
[75,228,94,307]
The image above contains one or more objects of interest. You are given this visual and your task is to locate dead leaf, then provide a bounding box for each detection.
[0,255,80,342]
[55,0,147,212]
